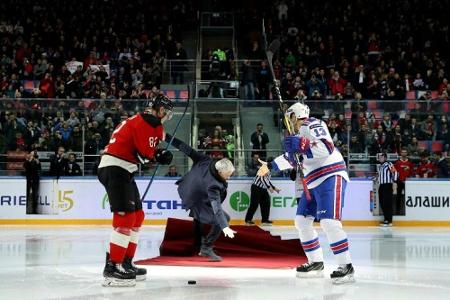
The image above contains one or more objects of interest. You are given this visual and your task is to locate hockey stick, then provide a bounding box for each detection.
[262,19,312,200]
[140,90,190,201]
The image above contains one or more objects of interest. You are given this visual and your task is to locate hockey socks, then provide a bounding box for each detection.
[110,229,131,263]
[320,219,352,265]
[125,230,139,258]
[295,215,324,262]
[125,210,144,259]
[110,212,136,263]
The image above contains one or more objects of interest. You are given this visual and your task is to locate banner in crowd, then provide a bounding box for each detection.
[0,179,374,221]
[65,61,83,74]
[405,180,450,220]
[88,64,110,78]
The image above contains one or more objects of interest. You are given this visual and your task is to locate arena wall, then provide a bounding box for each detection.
[0,178,449,226]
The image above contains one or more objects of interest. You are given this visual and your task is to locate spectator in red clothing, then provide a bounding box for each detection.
[11,132,26,151]
[39,73,55,98]
[83,51,98,69]
[203,128,228,158]
[438,78,448,94]
[394,149,415,214]
[415,152,437,178]
[437,90,449,113]
[327,71,347,96]
[23,58,33,80]
[210,145,225,159]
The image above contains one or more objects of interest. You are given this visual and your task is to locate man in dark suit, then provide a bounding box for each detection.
[65,153,82,176]
[49,146,68,179]
[165,133,236,262]
[250,123,269,160]
[23,150,41,214]
[434,152,449,178]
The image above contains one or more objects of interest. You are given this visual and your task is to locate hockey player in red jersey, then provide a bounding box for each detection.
[98,95,174,287]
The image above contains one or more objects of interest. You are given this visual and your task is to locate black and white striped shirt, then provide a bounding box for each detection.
[252,173,276,190]
[378,161,399,184]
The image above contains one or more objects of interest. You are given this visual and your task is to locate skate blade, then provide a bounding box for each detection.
[331,274,355,284]
[102,277,136,287]
[136,274,147,281]
[296,270,324,278]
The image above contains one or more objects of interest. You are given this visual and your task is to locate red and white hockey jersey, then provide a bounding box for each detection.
[103,113,164,165]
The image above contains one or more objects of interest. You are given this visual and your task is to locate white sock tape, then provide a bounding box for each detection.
[110,230,131,248]
[129,230,139,244]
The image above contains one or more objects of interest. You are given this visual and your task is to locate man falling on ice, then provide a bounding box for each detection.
[97,95,174,286]
[257,102,355,284]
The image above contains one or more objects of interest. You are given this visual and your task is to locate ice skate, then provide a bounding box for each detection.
[330,263,355,284]
[102,253,136,287]
[123,257,147,281]
[296,261,324,278]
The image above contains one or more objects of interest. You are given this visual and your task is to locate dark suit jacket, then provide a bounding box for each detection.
[49,155,68,178]
[166,134,229,229]
[437,158,449,178]
[250,131,269,150]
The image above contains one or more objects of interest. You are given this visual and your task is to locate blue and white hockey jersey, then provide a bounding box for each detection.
[272,117,349,189]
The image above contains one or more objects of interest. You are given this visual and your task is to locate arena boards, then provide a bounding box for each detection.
[0,178,449,226]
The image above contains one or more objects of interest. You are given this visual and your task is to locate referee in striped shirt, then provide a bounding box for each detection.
[377,153,399,227]
[245,166,281,226]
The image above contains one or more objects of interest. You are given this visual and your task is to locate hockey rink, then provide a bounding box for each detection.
[1,226,450,300]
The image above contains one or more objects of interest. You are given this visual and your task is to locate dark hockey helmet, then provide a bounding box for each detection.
[152,94,174,111]
[149,94,174,121]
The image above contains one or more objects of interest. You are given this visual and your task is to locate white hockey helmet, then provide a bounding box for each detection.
[285,102,310,120]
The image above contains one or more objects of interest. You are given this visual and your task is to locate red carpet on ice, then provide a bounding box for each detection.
[136,218,307,269]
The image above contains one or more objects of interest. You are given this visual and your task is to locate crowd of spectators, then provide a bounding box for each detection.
[1,0,450,177]
[0,0,196,101]
[237,0,450,166]
[0,0,196,173]
[240,0,450,102]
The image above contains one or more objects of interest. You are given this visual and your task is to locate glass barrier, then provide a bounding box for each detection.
[162,59,197,85]
[0,98,448,179]
[161,59,263,86]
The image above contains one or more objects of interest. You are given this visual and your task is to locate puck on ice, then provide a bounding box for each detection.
[188,280,196,285]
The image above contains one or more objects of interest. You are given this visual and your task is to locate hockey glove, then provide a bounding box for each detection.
[284,136,311,154]
[155,149,173,165]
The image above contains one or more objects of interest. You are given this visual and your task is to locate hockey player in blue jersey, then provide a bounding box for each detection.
[257,102,355,284]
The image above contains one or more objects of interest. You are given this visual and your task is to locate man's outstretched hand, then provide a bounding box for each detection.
[223,227,237,238]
